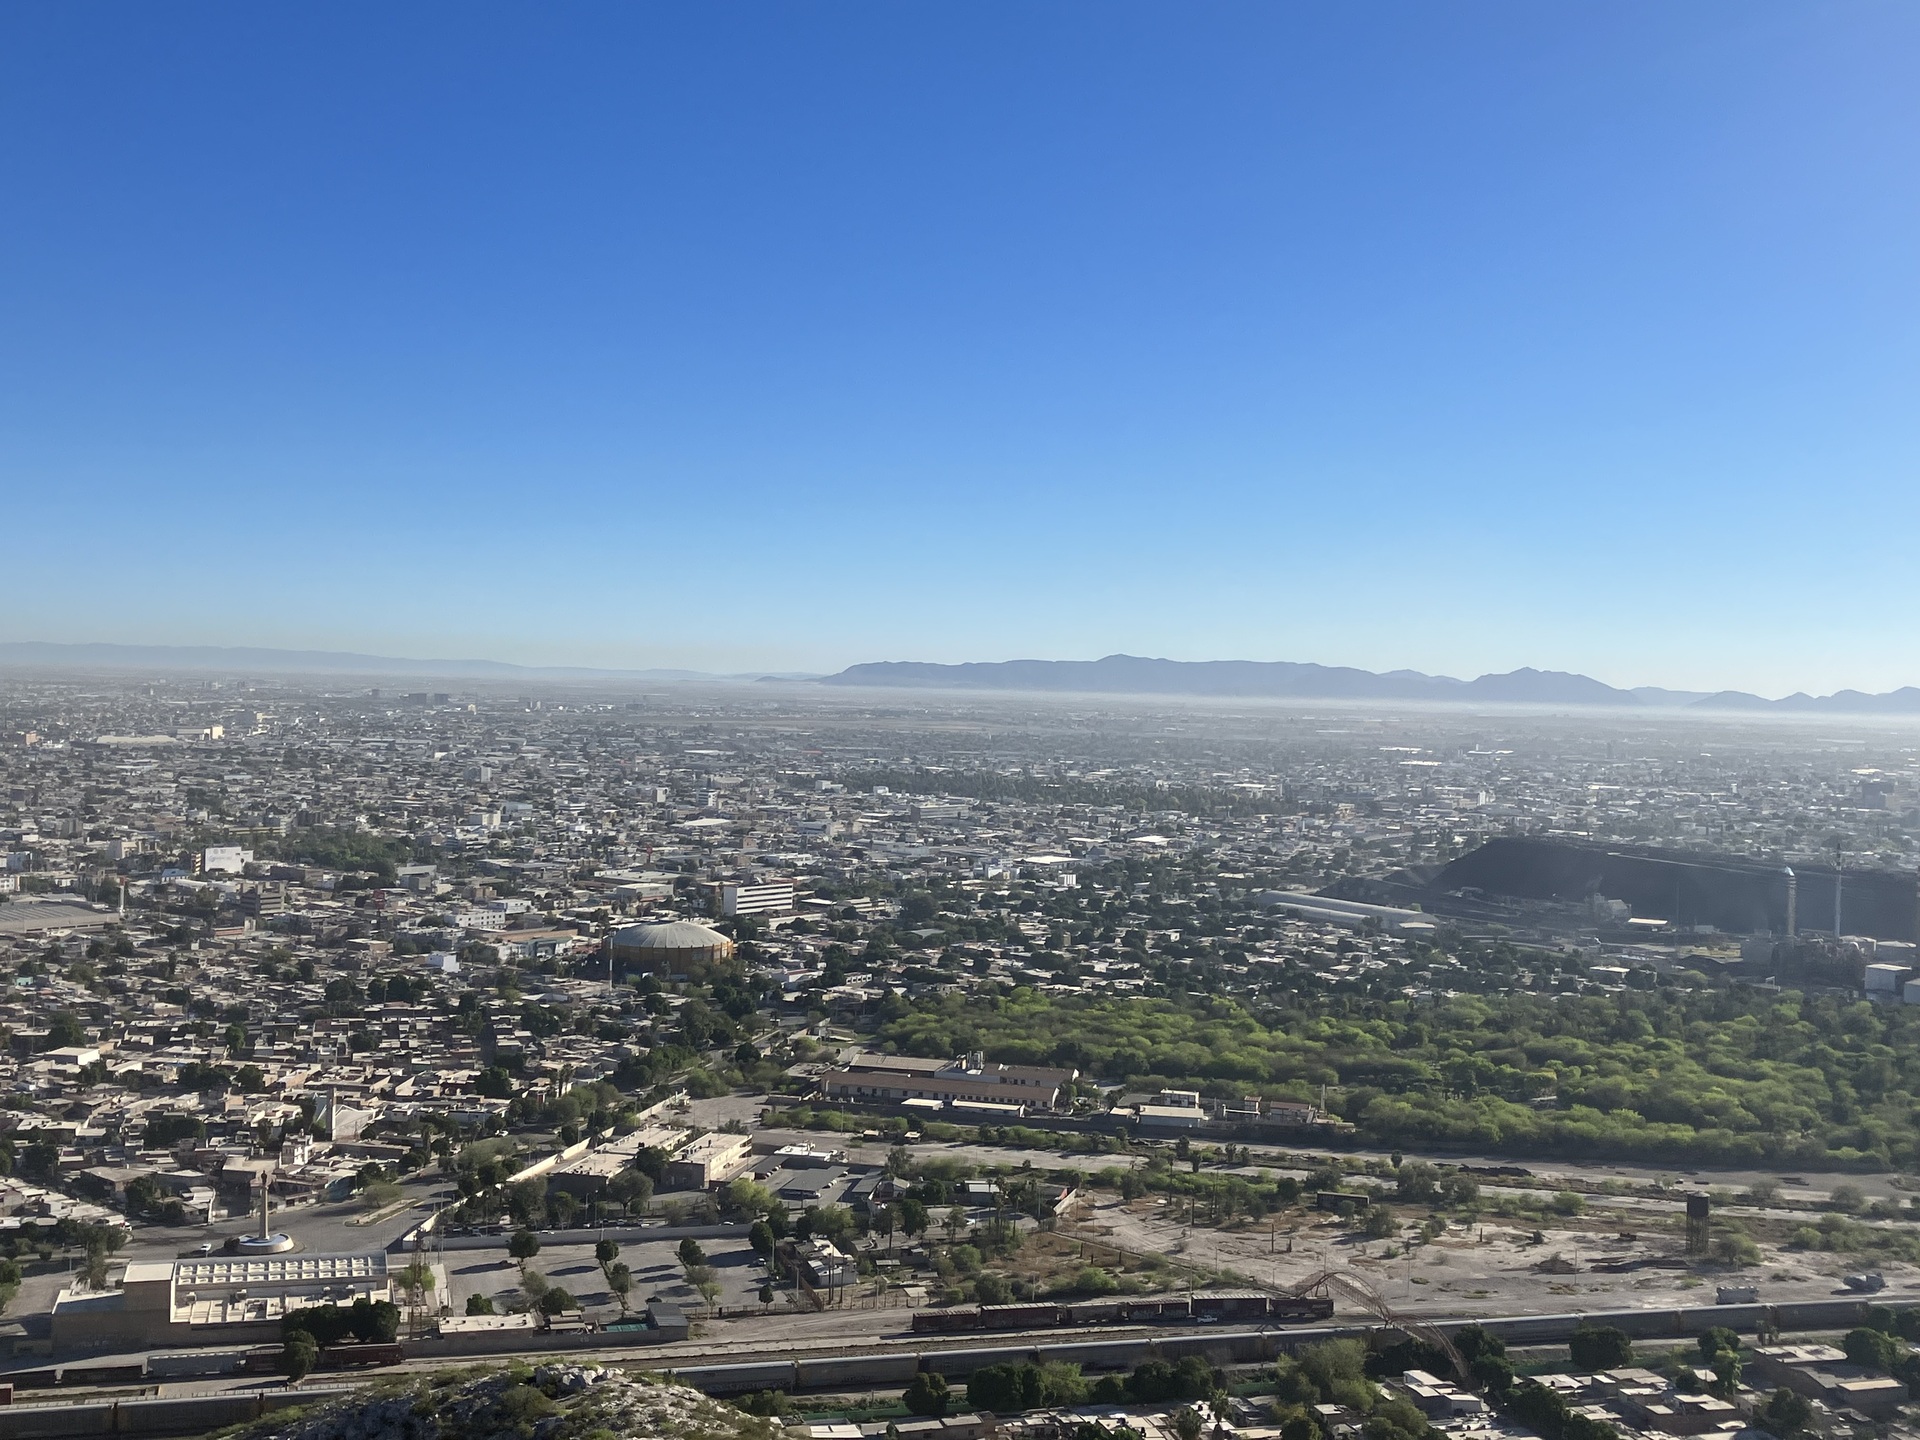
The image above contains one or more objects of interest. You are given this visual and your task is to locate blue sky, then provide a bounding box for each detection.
[3,4,1917,692]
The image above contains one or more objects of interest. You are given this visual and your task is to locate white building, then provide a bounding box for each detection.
[201,845,253,875]
[721,880,795,917]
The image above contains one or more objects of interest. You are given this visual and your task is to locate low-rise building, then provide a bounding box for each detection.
[820,1051,1075,1112]
[662,1132,753,1191]
[1750,1344,1908,1420]
[52,1251,397,1350]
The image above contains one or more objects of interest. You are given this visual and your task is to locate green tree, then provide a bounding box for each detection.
[280,1330,318,1383]
[1395,1162,1439,1203]
[1757,1388,1815,1438]
[521,1268,551,1307]
[348,1296,401,1343]
[1697,1328,1741,1362]
[896,1197,930,1238]
[1438,1173,1480,1208]
[1570,1324,1633,1371]
[678,1236,707,1267]
[966,1362,1088,1413]
[465,1293,496,1315]
[1298,1340,1370,1409]
[1843,1326,1898,1373]
[508,1228,541,1272]
[904,1372,952,1418]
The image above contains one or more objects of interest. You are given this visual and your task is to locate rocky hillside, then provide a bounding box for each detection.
[232,1364,779,1440]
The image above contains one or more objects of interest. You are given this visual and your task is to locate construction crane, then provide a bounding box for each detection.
[1286,1267,1471,1387]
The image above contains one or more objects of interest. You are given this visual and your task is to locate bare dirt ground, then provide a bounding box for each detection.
[1068,1193,1920,1318]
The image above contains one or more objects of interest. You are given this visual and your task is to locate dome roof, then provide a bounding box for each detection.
[609,920,733,952]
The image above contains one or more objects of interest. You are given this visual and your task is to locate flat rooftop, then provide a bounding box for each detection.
[171,1252,389,1289]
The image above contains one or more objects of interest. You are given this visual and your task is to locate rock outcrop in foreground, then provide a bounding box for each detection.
[233,1365,778,1440]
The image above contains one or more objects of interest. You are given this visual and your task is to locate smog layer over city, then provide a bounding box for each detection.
[5,5,1920,1440]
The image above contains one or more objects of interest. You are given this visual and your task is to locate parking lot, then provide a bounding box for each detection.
[440,1232,774,1319]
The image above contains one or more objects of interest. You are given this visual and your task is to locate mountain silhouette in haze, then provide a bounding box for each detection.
[3,641,1915,713]
[821,654,1920,713]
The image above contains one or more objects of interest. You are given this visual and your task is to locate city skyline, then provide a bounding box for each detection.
[4,5,1918,691]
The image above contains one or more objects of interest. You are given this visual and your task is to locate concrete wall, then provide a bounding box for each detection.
[0,1387,358,1440]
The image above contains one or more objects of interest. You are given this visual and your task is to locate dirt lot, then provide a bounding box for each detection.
[1066,1193,1920,1318]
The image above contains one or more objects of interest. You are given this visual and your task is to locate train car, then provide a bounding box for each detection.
[318,1343,404,1370]
[1062,1299,1131,1326]
[1034,1338,1155,1372]
[1192,1291,1271,1322]
[920,1346,1043,1378]
[1159,1330,1276,1365]
[1474,1313,1587,1347]
[1774,1299,1869,1332]
[978,1303,1062,1332]
[797,1353,921,1390]
[911,1306,985,1334]
[669,1361,799,1396]
[1128,1297,1193,1323]
[1672,1304,1766,1336]
[1270,1296,1335,1323]
[57,1364,147,1387]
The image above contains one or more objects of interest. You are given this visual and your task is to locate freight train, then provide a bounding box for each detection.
[910,1291,1335,1334]
[674,1298,1890,1396]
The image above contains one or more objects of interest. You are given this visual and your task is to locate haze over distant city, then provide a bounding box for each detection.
[4,4,1919,692]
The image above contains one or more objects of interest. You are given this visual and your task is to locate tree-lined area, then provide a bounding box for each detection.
[884,984,1920,1166]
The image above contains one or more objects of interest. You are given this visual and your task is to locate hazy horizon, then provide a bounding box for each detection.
[8,636,1920,707]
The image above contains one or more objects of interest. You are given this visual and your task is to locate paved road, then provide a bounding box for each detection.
[116,1170,452,1270]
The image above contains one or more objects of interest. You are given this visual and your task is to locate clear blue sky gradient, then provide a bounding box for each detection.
[3,4,1917,691]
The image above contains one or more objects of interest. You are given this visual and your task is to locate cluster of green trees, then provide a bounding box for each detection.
[142,1113,206,1148]
[859,769,1271,820]
[278,1298,400,1381]
[1267,1340,1435,1440]
[1374,1327,1608,1440]
[1835,1306,1920,1395]
[1691,1328,1744,1395]
[884,983,1920,1164]
[1569,1324,1634,1372]
[252,827,427,883]
[912,1354,1224,1417]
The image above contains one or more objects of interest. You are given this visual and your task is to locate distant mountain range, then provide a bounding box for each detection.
[820,655,1920,713]
[6,641,1920,713]
[0,641,807,683]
